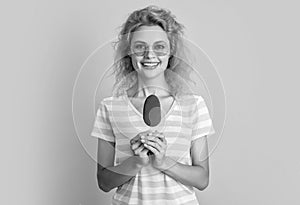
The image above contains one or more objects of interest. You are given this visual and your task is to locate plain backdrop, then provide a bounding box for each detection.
[1,0,299,204]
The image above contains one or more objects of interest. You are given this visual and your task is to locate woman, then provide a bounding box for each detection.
[91,5,215,205]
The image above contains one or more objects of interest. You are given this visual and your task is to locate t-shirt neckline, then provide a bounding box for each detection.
[123,94,177,126]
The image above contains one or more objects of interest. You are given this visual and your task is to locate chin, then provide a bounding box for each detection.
[141,72,162,80]
[142,68,166,78]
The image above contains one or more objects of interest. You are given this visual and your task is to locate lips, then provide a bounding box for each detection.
[141,62,160,67]
[140,61,160,71]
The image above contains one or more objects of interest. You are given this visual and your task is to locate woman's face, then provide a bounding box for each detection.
[129,25,170,80]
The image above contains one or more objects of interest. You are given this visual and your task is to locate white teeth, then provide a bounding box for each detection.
[142,62,159,67]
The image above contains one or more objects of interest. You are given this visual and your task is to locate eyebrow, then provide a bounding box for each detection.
[132,40,168,44]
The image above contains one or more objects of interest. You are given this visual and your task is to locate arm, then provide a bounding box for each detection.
[157,136,210,191]
[149,95,213,190]
[97,138,143,192]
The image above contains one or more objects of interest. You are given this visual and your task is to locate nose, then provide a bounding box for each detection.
[144,49,156,58]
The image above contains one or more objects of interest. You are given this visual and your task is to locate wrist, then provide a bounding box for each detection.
[133,156,149,169]
[154,156,173,171]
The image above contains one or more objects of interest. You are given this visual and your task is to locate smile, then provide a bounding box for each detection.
[141,62,160,69]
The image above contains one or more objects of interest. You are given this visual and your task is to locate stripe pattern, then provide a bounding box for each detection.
[91,94,215,205]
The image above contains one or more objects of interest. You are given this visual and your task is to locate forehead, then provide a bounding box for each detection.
[130,25,169,44]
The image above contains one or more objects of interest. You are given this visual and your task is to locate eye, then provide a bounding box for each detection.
[134,44,146,50]
[154,44,165,50]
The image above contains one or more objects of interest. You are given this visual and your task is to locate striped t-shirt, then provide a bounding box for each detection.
[91,94,215,205]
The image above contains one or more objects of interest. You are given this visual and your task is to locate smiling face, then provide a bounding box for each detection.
[129,25,171,80]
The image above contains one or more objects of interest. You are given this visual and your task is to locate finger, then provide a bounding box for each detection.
[149,132,165,142]
[137,145,148,154]
[133,143,145,155]
[155,135,165,144]
[141,132,154,139]
[141,130,153,136]
[150,136,167,150]
[145,138,164,148]
[143,143,159,155]
[131,141,142,151]
[146,135,166,147]
[156,133,165,141]
[146,141,163,153]
[157,134,167,145]
[142,137,166,148]
[130,138,138,146]
[140,146,149,155]
[131,130,153,143]
[131,133,143,144]
[130,139,137,145]
[142,133,162,142]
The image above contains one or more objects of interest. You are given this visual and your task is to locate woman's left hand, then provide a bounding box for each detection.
[141,131,168,169]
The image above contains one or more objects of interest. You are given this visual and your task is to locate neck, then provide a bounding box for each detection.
[135,73,170,97]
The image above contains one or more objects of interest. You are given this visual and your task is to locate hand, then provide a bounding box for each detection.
[130,131,152,168]
[141,131,168,169]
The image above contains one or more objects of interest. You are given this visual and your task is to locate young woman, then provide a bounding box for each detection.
[91,5,215,205]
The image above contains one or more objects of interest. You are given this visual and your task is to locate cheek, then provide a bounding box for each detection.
[130,56,139,70]
[159,57,170,68]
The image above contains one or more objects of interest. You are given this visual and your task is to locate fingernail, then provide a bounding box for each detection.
[141,139,145,143]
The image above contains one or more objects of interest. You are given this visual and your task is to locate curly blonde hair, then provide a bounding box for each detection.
[111,5,196,99]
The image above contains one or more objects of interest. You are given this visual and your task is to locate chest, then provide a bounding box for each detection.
[129,96,175,118]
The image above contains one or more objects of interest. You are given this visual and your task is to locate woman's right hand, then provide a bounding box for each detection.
[130,131,151,168]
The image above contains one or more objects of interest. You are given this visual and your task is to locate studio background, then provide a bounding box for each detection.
[1,0,299,204]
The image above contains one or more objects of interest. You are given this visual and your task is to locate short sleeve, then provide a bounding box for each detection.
[191,96,215,141]
[90,100,115,142]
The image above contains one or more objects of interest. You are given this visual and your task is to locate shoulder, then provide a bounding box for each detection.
[98,95,128,113]
[100,95,125,106]
[176,94,204,106]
